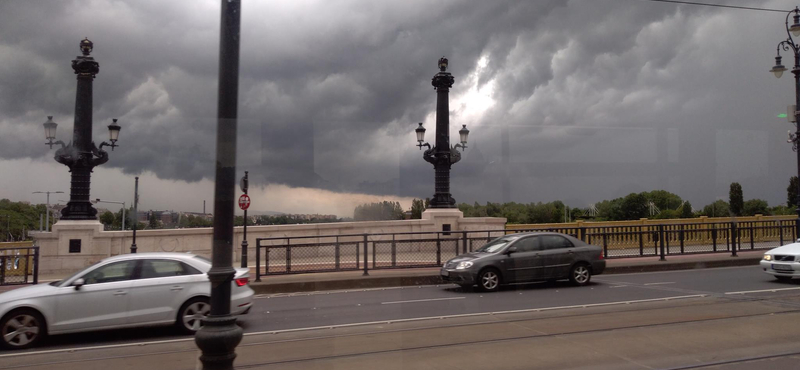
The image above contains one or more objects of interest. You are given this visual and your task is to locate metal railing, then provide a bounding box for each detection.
[253,220,797,279]
[0,246,39,286]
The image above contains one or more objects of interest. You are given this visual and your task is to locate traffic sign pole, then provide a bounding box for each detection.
[240,172,249,268]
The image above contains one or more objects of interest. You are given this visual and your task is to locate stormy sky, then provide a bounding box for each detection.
[0,0,797,217]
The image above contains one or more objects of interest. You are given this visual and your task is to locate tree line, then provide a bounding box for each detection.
[0,199,51,241]
[352,179,798,223]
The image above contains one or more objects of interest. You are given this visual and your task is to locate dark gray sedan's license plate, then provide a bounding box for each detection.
[440,270,449,276]
[773,264,794,271]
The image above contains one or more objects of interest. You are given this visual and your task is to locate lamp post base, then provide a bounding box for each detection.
[195,315,243,370]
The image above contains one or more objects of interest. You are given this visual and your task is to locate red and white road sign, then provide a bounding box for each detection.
[238,194,251,210]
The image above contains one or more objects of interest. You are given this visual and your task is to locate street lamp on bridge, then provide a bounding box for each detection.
[414,57,470,208]
[770,7,800,239]
[42,38,122,222]
[92,199,127,234]
[32,191,64,232]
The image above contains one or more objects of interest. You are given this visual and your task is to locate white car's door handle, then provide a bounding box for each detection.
[113,291,127,296]
[170,286,184,291]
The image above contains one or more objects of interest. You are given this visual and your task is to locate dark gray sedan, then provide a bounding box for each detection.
[440,232,605,292]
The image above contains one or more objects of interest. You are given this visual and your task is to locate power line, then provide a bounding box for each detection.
[637,0,789,13]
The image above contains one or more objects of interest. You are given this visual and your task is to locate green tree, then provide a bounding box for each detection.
[0,199,50,240]
[742,199,770,216]
[644,190,683,211]
[789,176,799,208]
[411,199,426,219]
[701,200,730,217]
[769,205,795,215]
[680,201,694,218]
[99,211,115,229]
[621,193,649,220]
[729,183,743,216]
[595,198,623,221]
[148,212,160,229]
[353,201,404,221]
[486,202,502,217]
[569,207,583,221]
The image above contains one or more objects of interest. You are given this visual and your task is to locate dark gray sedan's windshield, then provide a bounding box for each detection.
[475,236,518,253]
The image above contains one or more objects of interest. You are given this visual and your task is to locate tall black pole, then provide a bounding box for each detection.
[241,171,248,268]
[794,49,800,241]
[195,1,243,369]
[427,58,458,208]
[131,176,138,253]
[57,38,108,220]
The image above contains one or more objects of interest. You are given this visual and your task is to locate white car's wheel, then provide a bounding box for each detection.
[1,309,46,350]
[177,297,210,334]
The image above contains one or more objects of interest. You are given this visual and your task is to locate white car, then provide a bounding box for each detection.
[760,243,800,281]
[0,253,254,350]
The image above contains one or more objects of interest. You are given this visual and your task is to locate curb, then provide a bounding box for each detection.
[250,257,763,295]
[602,257,762,274]
[251,275,444,294]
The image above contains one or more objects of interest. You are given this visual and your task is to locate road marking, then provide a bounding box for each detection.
[0,294,708,359]
[254,285,455,299]
[644,282,675,286]
[488,295,706,315]
[725,287,800,295]
[381,297,466,305]
[0,337,193,359]
[609,285,628,288]
[601,265,758,277]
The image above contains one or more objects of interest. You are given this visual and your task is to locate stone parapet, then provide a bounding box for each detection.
[33,216,507,275]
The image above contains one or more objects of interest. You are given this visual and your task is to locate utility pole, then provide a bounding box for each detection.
[132,177,138,253]
[195,1,243,368]
[32,191,64,232]
[240,171,249,268]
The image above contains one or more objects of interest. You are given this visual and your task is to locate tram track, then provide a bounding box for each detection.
[3,296,797,370]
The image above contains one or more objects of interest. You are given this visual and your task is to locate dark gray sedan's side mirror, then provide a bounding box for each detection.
[72,278,85,290]
[506,246,518,254]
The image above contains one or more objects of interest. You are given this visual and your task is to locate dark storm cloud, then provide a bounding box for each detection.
[0,0,796,209]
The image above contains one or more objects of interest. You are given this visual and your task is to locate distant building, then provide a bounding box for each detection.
[181,212,213,221]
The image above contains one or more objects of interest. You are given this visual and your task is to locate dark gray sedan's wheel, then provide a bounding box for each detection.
[569,263,592,286]
[177,297,210,334]
[1,309,45,350]
[478,269,501,292]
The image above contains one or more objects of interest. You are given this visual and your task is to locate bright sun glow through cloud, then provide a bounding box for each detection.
[452,55,496,131]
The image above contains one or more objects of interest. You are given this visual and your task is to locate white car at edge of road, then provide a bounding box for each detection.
[760,243,800,281]
[0,252,253,350]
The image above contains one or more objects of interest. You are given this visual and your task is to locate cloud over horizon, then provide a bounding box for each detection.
[1,0,797,214]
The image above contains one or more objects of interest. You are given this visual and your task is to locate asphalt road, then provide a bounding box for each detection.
[1,265,797,352]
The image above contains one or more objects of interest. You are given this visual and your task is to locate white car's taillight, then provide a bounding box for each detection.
[235,277,249,287]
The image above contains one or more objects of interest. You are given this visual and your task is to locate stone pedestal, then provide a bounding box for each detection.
[33,220,109,274]
[422,208,464,234]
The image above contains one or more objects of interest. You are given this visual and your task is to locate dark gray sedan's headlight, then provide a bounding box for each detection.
[456,261,473,270]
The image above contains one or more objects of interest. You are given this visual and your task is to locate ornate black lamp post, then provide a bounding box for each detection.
[770,7,800,239]
[415,57,469,208]
[43,38,121,221]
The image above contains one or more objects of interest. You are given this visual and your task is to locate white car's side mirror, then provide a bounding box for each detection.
[72,278,85,290]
